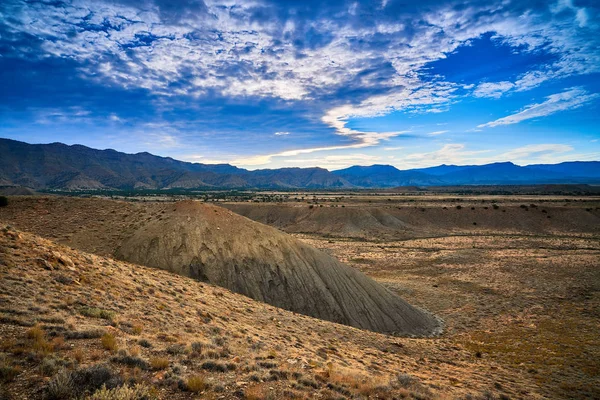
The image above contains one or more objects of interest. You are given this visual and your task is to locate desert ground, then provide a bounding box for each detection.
[0,192,599,399]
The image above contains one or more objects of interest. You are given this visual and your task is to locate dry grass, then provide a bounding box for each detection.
[186,375,208,393]
[149,357,169,370]
[101,333,118,352]
[244,383,267,400]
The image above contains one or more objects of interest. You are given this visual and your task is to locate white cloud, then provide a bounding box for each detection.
[274,131,290,136]
[478,88,600,128]
[283,153,381,169]
[499,144,573,160]
[3,0,599,166]
[7,0,597,107]
[428,130,448,136]
[473,81,515,99]
[402,144,490,167]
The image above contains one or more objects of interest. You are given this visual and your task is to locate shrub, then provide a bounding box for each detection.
[65,329,105,340]
[201,361,227,373]
[166,344,185,355]
[0,363,21,383]
[101,333,118,352]
[245,384,266,400]
[395,373,414,387]
[138,339,152,348]
[131,324,143,336]
[48,364,122,398]
[298,378,319,389]
[46,369,75,400]
[27,325,54,356]
[0,197,7,207]
[186,375,208,393]
[190,341,205,354]
[39,357,60,376]
[87,384,155,400]
[73,348,84,363]
[110,354,148,370]
[149,357,169,370]
[80,308,116,321]
[27,325,44,341]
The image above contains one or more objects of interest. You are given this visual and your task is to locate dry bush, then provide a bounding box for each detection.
[80,307,116,322]
[245,384,267,400]
[87,384,155,400]
[186,375,208,392]
[129,346,141,357]
[46,369,74,400]
[27,325,54,356]
[101,333,118,352]
[0,360,21,383]
[149,357,169,370]
[132,324,143,336]
[73,348,84,363]
[27,325,44,341]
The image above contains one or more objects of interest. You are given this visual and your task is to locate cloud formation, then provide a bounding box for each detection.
[478,88,600,128]
[0,0,599,167]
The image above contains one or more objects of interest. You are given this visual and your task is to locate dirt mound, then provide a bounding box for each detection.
[222,203,600,239]
[115,201,441,336]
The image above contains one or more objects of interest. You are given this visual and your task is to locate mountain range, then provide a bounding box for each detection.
[1,138,598,190]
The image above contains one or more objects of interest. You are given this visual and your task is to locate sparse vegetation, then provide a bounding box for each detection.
[1,194,599,400]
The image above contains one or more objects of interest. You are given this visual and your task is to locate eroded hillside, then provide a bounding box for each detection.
[0,197,440,336]
[0,226,530,399]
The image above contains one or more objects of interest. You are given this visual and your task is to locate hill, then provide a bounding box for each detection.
[222,200,600,240]
[0,197,440,336]
[1,225,528,399]
[114,201,440,336]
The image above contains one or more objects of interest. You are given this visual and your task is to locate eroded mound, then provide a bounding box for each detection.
[115,201,441,336]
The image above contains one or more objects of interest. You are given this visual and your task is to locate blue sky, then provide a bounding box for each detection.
[0,0,599,170]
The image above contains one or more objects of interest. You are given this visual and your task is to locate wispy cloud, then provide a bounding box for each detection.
[283,153,382,169]
[428,130,449,136]
[274,131,290,136]
[478,88,599,128]
[395,142,594,169]
[473,82,515,99]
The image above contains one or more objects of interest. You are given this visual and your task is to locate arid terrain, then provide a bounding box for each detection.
[1,193,599,399]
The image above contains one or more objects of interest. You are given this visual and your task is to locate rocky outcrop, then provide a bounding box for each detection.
[115,201,441,336]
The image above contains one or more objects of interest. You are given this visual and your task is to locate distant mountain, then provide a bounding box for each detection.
[0,139,352,190]
[410,164,472,176]
[527,161,600,178]
[0,138,598,190]
[333,165,443,187]
[430,162,564,185]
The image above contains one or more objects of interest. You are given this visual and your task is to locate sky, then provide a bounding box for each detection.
[0,0,599,170]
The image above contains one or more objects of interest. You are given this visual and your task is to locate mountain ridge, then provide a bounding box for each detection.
[1,138,598,189]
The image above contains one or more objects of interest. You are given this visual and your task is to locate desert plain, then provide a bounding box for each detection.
[0,190,598,399]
